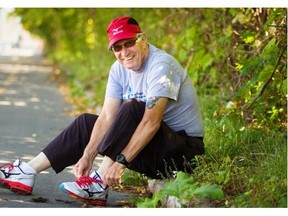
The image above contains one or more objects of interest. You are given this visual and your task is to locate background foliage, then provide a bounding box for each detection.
[11,8,287,207]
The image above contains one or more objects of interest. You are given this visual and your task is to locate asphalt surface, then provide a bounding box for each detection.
[0,56,131,208]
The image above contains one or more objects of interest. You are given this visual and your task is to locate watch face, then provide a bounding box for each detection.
[116,154,124,162]
[116,154,128,166]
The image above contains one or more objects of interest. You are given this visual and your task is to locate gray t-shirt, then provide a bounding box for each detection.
[105,44,203,137]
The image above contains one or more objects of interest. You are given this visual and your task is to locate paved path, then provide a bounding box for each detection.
[0,56,130,208]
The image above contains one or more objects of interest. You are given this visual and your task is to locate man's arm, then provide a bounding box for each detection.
[121,97,168,162]
[83,97,122,161]
[73,97,122,177]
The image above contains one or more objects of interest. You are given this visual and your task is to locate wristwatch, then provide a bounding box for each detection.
[116,153,129,167]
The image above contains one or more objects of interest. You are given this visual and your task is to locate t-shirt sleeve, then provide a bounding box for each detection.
[105,67,123,100]
[147,62,181,101]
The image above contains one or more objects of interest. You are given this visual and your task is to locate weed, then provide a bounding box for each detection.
[136,171,224,207]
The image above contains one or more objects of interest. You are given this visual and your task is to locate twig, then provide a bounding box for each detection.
[245,44,287,109]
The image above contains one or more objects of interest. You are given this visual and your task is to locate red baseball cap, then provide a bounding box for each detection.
[107,16,142,49]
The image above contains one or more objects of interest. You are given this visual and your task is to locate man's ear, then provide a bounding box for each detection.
[139,33,148,48]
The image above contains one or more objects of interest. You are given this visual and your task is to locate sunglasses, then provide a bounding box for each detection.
[111,37,138,52]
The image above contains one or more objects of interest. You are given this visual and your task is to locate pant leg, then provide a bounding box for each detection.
[42,113,98,173]
[130,124,204,179]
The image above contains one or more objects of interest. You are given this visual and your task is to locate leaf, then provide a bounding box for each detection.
[161,172,195,197]
[194,183,224,200]
[257,65,274,83]
[136,193,162,208]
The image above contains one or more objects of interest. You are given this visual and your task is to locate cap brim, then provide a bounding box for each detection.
[108,32,138,49]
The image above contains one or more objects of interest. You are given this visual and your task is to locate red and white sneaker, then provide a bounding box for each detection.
[0,159,36,195]
[59,171,109,206]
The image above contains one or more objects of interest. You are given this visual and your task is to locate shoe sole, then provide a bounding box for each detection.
[60,186,107,206]
[1,180,32,195]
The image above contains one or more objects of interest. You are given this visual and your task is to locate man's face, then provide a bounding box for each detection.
[112,35,148,71]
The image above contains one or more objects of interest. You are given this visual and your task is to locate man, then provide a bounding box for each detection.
[0,16,205,206]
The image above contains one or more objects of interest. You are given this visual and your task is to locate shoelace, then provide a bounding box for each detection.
[75,176,104,188]
[0,163,15,172]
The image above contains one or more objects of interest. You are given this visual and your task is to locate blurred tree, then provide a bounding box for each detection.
[11,8,287,127]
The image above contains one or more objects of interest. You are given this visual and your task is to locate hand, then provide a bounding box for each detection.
[73,155,93,178]
[103,162,126,186]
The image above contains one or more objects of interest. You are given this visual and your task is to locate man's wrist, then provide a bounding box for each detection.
[83,148,98,161]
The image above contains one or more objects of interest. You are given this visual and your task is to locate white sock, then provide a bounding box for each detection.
[20,162,37,174]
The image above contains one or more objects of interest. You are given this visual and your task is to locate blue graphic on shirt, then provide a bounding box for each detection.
[123,86,146,102]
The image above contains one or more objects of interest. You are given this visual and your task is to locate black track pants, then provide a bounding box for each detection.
[42,99,204,179]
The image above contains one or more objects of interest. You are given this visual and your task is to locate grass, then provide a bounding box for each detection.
[190,95,287,207]
[123,95,287,207]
